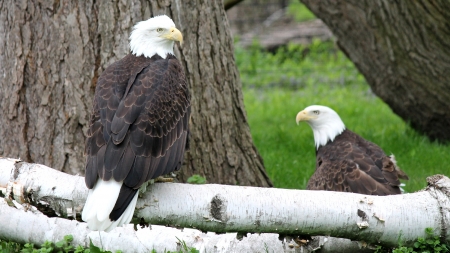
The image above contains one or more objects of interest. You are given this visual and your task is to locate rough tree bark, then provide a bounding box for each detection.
[0,0,272,186]
[301,0,450,142]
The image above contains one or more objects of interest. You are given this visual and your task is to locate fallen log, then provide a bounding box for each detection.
[1,158,449,252]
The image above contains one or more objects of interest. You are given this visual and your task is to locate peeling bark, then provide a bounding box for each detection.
[0,200,373,253]
[1,158,449,250]
[0,0,272,186]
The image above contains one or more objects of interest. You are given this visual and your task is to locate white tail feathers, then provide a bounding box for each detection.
[82,179,138,232]
[389,154,398,167]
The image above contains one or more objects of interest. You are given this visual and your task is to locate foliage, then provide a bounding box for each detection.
[235,39,364,90]
[287,0,316,22]
[0,239,21,253]
[236,40,450,193]
[0,235,200,253]
[186,174,207,184]
[375,228,449,253]
[0,235,123,253]
[169,237,200,253]
[146,238,201,253]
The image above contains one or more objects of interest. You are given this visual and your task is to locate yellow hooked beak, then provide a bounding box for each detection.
[161,27,183,46]
[296,110,315,125]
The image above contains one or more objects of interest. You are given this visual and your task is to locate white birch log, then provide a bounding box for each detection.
[0,197,293,253]
[0,158,87,218]
[135,176,450,248]
[1,158,449,252]
[0,197,377,252]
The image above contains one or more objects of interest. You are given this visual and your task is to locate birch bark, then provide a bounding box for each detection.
[0,200,369,253]
[1,158,449,251]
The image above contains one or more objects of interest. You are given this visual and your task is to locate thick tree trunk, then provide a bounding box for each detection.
[0,0,272,186]
[301,0,450,142]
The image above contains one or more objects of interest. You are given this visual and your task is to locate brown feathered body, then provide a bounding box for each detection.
[84,53,190,227]
[307,129,408,195]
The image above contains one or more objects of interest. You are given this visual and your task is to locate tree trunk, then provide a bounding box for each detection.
[0,0,272,186]
[301,0,450,142]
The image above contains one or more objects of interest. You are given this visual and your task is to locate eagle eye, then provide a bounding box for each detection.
[313,110,320,115]
[156,28,164,32]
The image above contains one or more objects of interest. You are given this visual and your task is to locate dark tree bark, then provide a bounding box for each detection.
[0,0,272,187]
[301,0,450,142]
[224,0,244,11]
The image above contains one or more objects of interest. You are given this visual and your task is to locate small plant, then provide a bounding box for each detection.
[10,235,76,253]
[0,234,200,253]
[375,228,449,253]
[171,237,200,253]
[187,174,206,184]
[0,239,22,252]
[0,235,123,253]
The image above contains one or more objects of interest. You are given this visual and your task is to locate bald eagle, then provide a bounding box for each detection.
[82,15,190,232]
[296,105,408,195]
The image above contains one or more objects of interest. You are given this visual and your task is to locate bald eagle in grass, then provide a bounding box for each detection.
[296,105,408,195]
[82,15,190,232]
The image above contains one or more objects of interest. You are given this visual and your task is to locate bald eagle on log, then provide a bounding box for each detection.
[296,105,408,195]
[82,15,190,232]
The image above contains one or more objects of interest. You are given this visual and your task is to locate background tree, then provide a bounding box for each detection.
[0,0,272,187]
[301,0,450,142]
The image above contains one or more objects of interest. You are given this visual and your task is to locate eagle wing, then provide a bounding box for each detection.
[307,140,403,195]
[85,54,190,220]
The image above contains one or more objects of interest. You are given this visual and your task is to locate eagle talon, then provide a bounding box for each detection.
[154,176,174,183]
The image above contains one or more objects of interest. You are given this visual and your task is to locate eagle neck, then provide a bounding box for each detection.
[312,123,346,150]
[129,36,175,59]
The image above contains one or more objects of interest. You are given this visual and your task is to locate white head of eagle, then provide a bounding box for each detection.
[129,15,183,59]
[296,105,346,150]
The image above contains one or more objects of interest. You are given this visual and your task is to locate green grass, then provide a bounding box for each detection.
[0,235,199,253]
[235,40,363,89]
[287,0,316,22]
[237,41,450,193]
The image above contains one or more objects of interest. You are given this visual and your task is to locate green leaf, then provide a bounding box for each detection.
[55,241,64,248]
[64,235,74,243]
[187,174,206,184]
[89,239,103,253]
[74,245,87,253]
[426,239,435,245]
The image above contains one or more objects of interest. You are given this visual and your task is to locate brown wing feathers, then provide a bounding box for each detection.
[307,129,408,195]
[85,54,190,221]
